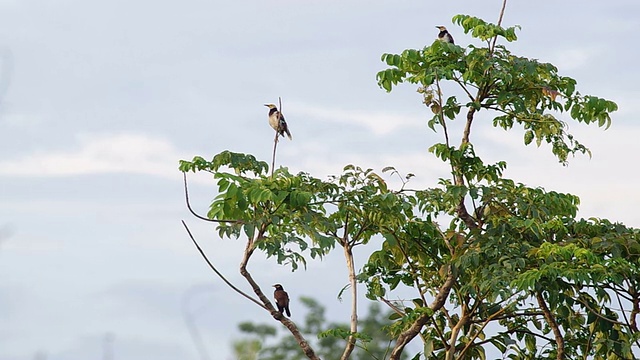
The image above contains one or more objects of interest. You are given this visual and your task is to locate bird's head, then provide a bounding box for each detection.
[436,26,447,31]
[273,284,284,290]
[264,104,277,109]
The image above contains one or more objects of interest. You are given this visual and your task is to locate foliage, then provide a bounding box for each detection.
[231,298,408,360]
[377,15,617,165]
[181,10,638,360]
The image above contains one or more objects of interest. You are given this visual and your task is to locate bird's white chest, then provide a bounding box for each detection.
[269,113,280,130]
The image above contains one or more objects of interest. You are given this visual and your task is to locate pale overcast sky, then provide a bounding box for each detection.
[1,1,639,359]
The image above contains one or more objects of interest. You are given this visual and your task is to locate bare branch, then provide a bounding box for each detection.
[181,220,266,309]
[574,295,627,327]
[490,0,508,52]
[536,291,565,360]
[271,127,279,178]
[340,243,358,360]
[183,173,241,224]
[238,225,321,360]
[271,96,284,177]
[380,297,405,316]
[452,76,476,102]
[435,75,451,149]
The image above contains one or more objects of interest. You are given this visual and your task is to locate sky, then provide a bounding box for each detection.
[1,0,639,359]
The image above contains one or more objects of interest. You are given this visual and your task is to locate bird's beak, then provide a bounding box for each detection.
[435,26,440,28]
[264,104,269,107]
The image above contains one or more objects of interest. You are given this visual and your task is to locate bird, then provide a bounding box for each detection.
[436,26,454,45]
[264,104,292,140]
[273,284,291,317]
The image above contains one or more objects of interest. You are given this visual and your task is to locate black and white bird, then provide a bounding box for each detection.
[436,26,455,45]
[264,104,292,140]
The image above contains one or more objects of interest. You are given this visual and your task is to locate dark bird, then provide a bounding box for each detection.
[436,26,455,45]
[273,284,291,317]
[264,104,292,140]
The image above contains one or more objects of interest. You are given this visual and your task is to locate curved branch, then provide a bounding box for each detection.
[183,173,242,224]
[574,295,627,327]
[181,220,266,309]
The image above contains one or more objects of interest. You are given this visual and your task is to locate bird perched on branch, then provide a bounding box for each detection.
[436,26,455,44]
[273,284,291,317]
[264,104,292,140]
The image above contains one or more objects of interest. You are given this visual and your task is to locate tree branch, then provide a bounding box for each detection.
[536,291,565,360]
[183,173,242,224]
[446,311,468,360]
[435,74,451,149]
[629,282,639,332]
[340,243,358,360]
[181,220,265,309]
[456,298,518,359]
[490,0,508,52]
[238,225,321,360]
[389,272,456,360]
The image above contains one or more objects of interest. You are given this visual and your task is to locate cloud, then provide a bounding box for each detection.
[288,102,424,136]
[0,133,185,178]
[548,46,602,71]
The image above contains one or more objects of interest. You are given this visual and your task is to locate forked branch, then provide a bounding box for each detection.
[239,225,321,360]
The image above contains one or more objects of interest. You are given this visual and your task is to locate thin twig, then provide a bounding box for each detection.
[183,173,241,224]
[181,220,266,309]
[380,297,405,316]
[435,74,451,149]
[270,97,283,178]
[614,290,640,349]
[490,0,508,52]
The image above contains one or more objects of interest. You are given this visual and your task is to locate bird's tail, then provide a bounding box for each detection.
[285,306,291,317]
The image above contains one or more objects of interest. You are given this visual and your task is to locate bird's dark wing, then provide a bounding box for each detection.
[283,290,290,316]
[283,123,292,140]
[274,289,290,316]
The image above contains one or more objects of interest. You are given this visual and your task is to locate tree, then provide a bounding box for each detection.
[179,3,638,359]
[231,298,408,360]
